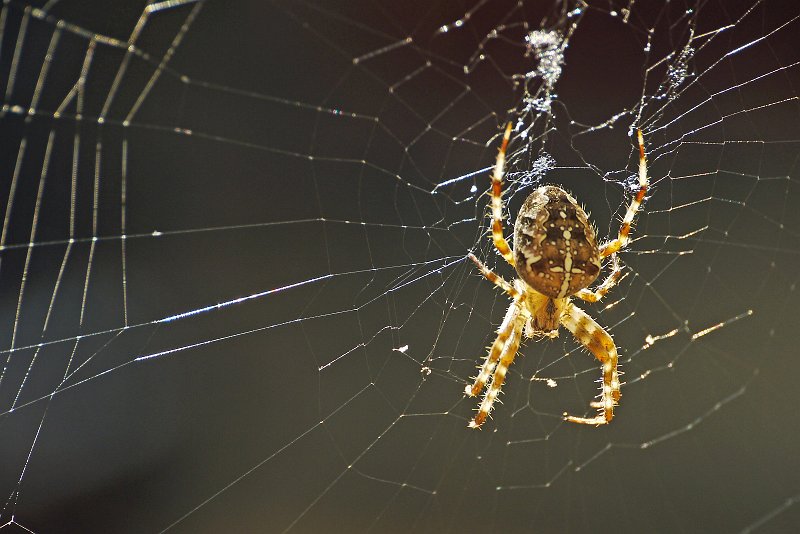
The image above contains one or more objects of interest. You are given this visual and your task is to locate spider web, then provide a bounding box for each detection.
[0,0,799,532]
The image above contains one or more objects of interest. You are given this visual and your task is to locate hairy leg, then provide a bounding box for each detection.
[489,122,516,266]
[561,304,620,425]
[600,129,649,257]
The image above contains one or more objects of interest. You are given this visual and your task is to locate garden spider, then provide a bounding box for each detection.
[465,123,649,428]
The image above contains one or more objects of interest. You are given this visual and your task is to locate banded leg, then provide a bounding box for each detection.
[560,304,620,425]
[465,296,522,399]
[600,129,649,257]
[468,305,526,429]
[468,253,520,299]
[489,122,515,266]
[576,254,623,303]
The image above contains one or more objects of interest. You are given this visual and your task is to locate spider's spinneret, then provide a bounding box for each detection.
[513,185,601,299]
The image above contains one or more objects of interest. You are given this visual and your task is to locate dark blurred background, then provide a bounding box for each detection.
[0,0,799,532]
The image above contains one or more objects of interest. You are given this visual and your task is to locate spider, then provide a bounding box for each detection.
[465,122,649,428]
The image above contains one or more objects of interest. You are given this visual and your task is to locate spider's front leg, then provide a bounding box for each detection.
[465,296,522,398]
[465,253,526,427]
[560,304,621,425]
[467,303,526,429]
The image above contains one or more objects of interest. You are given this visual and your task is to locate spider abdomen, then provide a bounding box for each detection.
[513,185,601,298]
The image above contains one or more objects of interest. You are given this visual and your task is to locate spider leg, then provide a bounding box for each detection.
[576,254,624,303]
[468,253,520,299]
[561,304,620,425]
[468,304,527,429]
[489,122,516,267]
[599,129,649,257]
[465,295,522,398]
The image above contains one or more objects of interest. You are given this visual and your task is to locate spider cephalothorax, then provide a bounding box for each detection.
[465,123,649,428]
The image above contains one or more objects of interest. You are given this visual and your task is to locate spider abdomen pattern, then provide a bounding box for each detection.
[513,185,601,299]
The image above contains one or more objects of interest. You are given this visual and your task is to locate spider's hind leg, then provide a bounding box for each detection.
[489,122,516,267]
[599,129,649,257]
[576,254,624,303]
[468,253,520,299]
